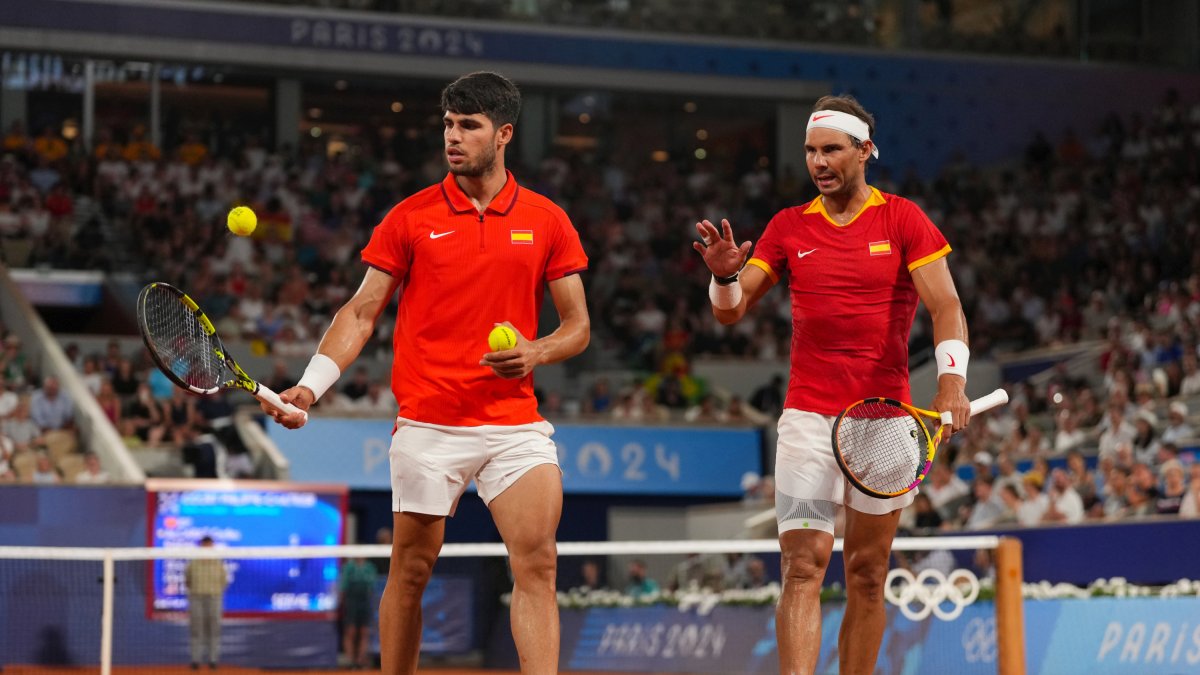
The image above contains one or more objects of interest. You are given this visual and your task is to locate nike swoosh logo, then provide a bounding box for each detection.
[429,231,455,239]
[811,114,834,122]
[797,248,817,259]
[948,355,956,367]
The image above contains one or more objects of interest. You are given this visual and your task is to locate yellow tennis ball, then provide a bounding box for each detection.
[488,325,518,351]
[227,206,257,236]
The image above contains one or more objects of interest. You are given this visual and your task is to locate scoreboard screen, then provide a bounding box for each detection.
[146,479,347,617]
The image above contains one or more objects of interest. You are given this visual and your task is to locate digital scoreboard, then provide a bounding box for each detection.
[146,479,347,617]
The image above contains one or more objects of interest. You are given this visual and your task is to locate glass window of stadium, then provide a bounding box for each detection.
[2,52,274,158]
[553,91,776,177]
[4,54,776,183]
[298,76,445,171]
[295,78,778,180]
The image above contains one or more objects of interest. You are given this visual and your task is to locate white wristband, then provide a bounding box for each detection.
[935,339,969,379]
[297,353,342,402]
[708,276,743,310]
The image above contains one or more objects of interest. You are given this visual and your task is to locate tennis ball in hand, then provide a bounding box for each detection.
[227,206,257,236]
[488,325,518,351]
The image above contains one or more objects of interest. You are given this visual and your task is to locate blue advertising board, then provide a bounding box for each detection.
[488,598,1200,674]
[270,419,762,496]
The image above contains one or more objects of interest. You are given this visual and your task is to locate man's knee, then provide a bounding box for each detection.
[844,551,890,601]
[508,540,557,585]
[388,548,437,596]
[780,548,829,586]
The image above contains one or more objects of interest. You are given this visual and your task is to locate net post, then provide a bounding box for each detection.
[995,537,1026,675]
[101,550,115,675]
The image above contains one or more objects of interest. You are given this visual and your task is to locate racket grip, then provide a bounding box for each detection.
[255,384,309,422]
[969,388,1009,415]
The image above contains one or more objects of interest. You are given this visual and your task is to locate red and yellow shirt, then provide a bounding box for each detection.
[361,171,588,426]
[748,187,950,415]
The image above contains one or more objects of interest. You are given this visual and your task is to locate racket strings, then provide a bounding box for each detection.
[140,288,225,391]
[836,402,927,495]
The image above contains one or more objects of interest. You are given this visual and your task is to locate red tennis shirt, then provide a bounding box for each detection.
[361,171,588,426]
[747,187,950,415]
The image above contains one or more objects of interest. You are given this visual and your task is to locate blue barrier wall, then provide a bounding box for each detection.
[0,484,145,546]
[808,520,1200,590]
[0,555,336,668]
[985,519,1200,586]
[488,598,1200,674]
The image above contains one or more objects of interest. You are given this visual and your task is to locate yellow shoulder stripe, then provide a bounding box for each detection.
[746,258,778,284]
[907,244,952,272]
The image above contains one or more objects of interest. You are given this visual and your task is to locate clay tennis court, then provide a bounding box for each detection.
[2,662,657,667]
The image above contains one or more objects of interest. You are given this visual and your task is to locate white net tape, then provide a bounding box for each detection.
[0,535,1002,561]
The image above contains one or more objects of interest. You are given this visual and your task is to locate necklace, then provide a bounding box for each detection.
[825,187,869,224]
[829,208,855,225]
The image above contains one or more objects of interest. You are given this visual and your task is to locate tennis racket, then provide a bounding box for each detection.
[832,389,1008,499]
[136,282,307,421]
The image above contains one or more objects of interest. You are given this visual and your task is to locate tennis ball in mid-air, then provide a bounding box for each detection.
[227,206,257,236]
[488,325,518,351]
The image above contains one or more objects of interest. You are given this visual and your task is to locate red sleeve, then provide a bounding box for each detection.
[360,204,411,279]
[545,211,588,280]
[896,198,951,272]
[745,210,789,284]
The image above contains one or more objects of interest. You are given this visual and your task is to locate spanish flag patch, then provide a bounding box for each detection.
[511,230,533,244]
[868,240,892,256]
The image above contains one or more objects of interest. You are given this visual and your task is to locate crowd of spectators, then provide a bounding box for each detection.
[0,325,265,482]
[0,328,89,483]
[895,89,1200,529]
[5,91,1194,372]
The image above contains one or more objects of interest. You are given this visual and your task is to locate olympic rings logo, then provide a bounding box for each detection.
[961,616,997,663]
[883,567,980,621]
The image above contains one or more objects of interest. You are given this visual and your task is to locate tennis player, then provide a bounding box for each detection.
[266,72,589,675]
[694,95,971,674]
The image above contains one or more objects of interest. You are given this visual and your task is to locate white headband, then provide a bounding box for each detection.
[806,110,879,159]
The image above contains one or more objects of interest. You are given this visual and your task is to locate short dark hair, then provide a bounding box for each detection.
[199,536,214,544]
[812,94,875,138]
[441,71,521,129]
[812,94,876,157]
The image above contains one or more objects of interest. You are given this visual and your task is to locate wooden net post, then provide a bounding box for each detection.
[995,537,1026,675]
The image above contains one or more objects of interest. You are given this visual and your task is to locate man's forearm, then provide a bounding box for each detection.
[316,304,382,372]
[929,302,968,347]
[531,316,590,366]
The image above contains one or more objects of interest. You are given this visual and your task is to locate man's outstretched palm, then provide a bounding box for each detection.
[693,218,752,278]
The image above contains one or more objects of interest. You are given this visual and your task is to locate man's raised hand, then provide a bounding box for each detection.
[693,219,752,278]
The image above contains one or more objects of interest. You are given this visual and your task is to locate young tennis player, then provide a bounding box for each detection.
[694,94,971,674]
[265,72,589,675]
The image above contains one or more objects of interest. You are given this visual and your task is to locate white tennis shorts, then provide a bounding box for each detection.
[775,408,916,535]
[389,417,560,516]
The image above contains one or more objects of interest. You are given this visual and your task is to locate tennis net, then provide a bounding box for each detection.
[0,535,1022,674]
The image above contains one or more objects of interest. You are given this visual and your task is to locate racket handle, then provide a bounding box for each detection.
[255,384,309,422]
[969,388,1009,415]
